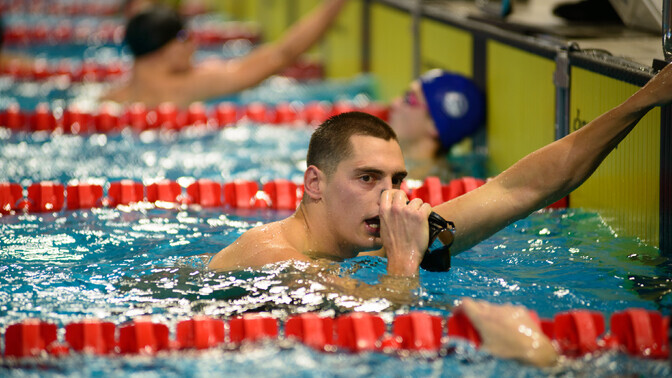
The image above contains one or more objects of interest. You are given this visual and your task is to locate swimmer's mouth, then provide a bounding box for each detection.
[365,217,380,237]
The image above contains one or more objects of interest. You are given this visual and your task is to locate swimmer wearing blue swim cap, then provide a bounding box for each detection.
[419,69,485,150]
[388,70,484,181]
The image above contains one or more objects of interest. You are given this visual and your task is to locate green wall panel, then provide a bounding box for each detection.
[486,41,556,175]
[569,67,660,246]
[370,3,413,101]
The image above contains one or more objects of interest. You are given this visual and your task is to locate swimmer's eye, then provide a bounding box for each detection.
[359,175,373,183]
[392,177,403,187]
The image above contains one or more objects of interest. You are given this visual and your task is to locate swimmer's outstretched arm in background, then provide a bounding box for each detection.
[434,63,672,253]
[182,0,348,102]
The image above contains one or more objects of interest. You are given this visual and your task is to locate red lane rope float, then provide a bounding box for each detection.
[0,100,389,133]
[285,313,334,351]
[0,175,563,215]
[176,316,226,350]
[65,319,116,355]
[0,175,501,215]
[3,308,668,359]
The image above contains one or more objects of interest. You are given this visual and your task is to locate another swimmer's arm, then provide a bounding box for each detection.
[187,0,347,100]
[435,63,672,254]
[458,298,558,367]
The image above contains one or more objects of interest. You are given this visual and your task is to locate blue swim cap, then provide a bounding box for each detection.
[419,70,485,149]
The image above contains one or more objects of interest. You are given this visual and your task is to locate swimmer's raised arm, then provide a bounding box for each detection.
[184,0,348,102]
[434,63,672,253]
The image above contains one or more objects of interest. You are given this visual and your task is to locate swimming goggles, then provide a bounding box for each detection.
[420,211,455,272]
[403,90,425,108]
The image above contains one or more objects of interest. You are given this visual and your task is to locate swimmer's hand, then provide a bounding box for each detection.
[457,298,559,367]
[379,190,431,276]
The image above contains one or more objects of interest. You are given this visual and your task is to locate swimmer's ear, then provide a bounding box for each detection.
[303,165,324,200]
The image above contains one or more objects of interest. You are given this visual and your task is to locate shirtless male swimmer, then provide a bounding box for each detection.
[206,63,672,367]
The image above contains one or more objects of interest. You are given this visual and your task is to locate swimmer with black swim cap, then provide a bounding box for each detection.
[102,0,349,108]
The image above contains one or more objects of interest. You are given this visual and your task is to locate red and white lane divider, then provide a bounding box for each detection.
[0,176,501,214]
[1,59,128,83]
[1,57,322,83]
[3,308,668,359]
[0,100,389,133]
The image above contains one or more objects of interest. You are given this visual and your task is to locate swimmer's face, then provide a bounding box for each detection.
[322,135,407,254]
[389,81,437,144]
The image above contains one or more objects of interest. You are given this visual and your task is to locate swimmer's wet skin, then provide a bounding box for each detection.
[208,63,672,367]
[210,60,672,273]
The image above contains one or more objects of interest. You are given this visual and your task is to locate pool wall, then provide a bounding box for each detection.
[224,0,669,255]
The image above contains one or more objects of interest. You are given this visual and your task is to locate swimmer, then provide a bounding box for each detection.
[388,70,485,181]
[209,62,672,273]
[102,0,348,108]
[208,62,672,366]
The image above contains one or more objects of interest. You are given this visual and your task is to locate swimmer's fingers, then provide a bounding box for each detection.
[391,189,408,206]
[406,197,424,209]
[380,189,409,212]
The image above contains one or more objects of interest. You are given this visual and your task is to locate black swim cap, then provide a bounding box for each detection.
[124,6,184,57]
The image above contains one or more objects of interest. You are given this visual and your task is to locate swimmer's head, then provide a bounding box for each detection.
[124,6,185,58]
[307,111,398,176]
[419,69,485,149]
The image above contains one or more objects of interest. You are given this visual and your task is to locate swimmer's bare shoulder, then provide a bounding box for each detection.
[208,218,311,271]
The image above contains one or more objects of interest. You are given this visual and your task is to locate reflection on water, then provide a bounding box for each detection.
[1,127,670,376]
[0,206,670,376]
[1,206,670,324]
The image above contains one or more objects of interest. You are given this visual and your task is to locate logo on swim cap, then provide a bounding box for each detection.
[442,91,469,119]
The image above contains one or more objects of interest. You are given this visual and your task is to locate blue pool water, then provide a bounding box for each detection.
[0,124,670,377]
[1,4,670,376]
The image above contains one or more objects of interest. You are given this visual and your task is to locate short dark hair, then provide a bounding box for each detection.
[307,111,398,176]
[124,6,184,57]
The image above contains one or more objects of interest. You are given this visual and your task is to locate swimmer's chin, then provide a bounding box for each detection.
[364,236,383,249]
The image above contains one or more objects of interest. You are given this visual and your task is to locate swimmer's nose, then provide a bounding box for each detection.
[382,177,395,191]
[377,178,395,204]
